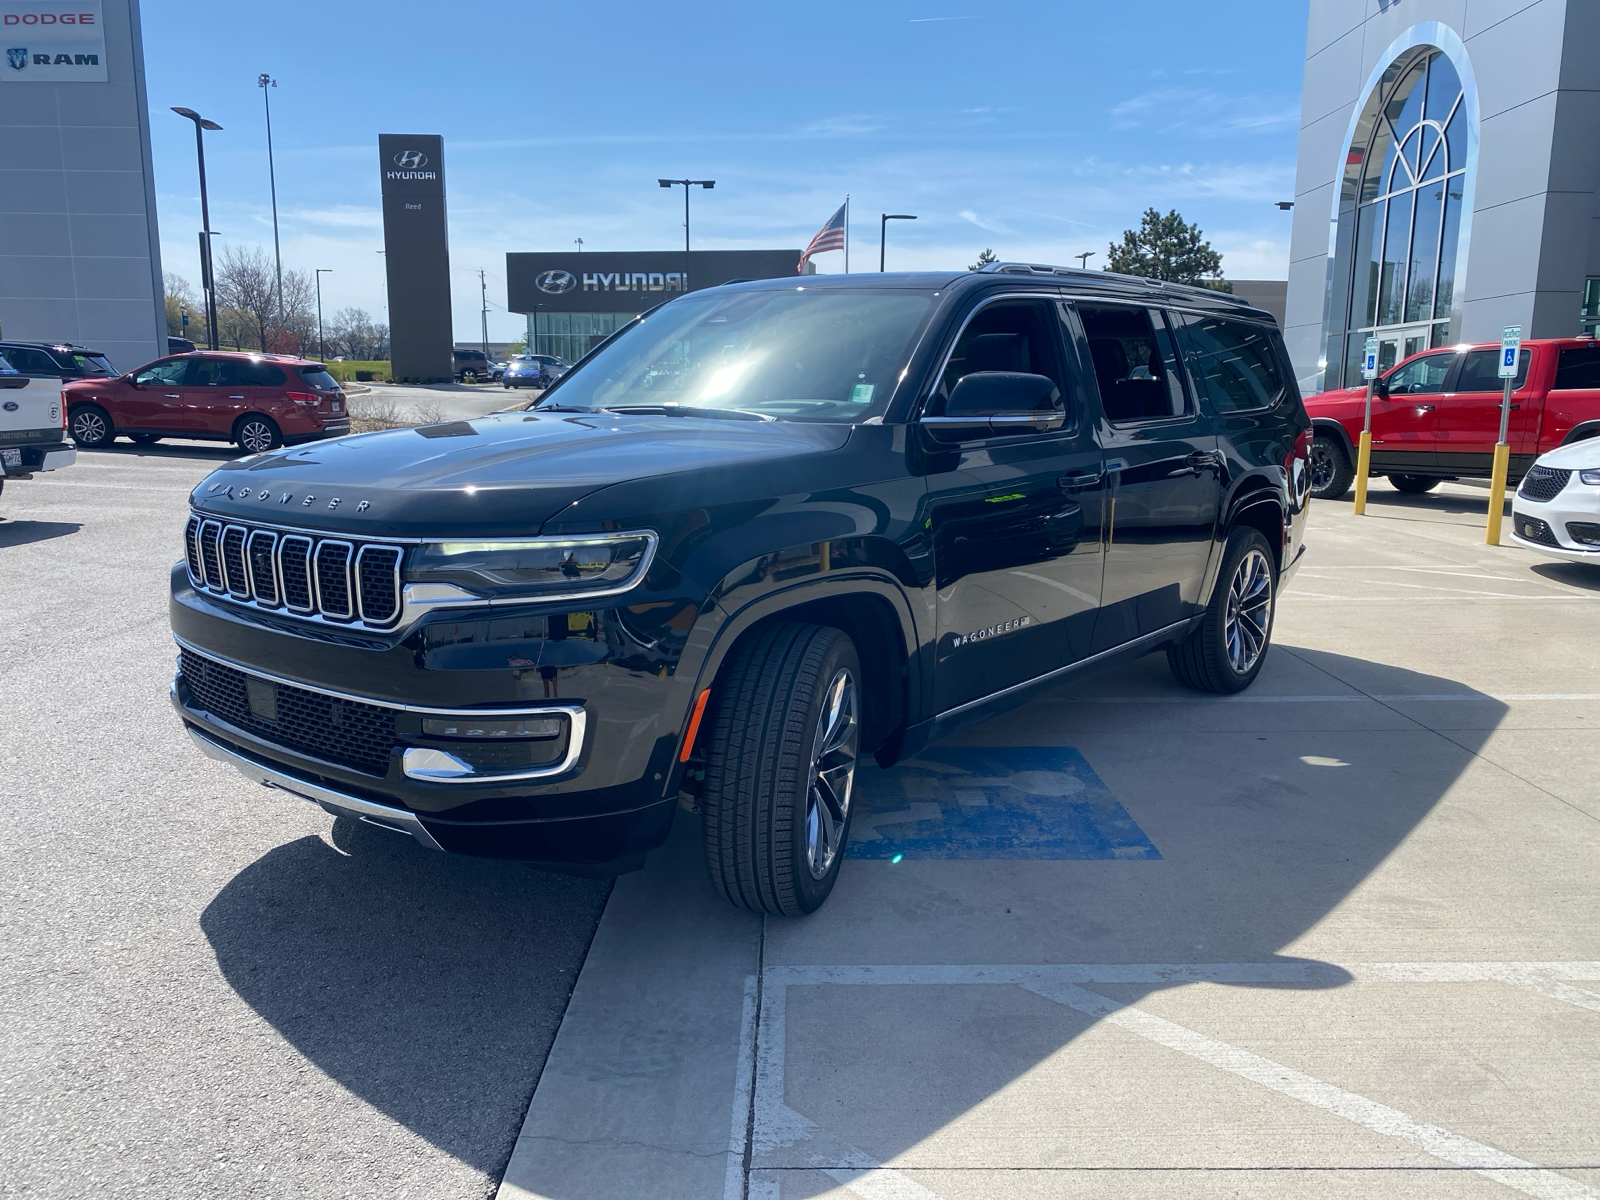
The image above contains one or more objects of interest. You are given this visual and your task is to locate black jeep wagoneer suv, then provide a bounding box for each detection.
[172,264,1310,914]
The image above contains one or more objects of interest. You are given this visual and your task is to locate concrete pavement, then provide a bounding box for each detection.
[500,480,1600,1200]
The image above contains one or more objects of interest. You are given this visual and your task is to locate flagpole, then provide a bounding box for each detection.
[844,195,850,274]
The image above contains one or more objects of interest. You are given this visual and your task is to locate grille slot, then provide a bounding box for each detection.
[182,512,405,629]
[1518,466,1571,503]
[315,541,354,620]
[1515,514,1559,547]
[178,648,398,776]
[246,530,279,605]
[221,526,250,597]
[200,520,224,589]
[278,535,314,613]
[184,516,204,585]
[356,545,402,625]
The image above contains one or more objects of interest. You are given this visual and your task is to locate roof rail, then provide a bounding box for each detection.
[977,261,1251,306]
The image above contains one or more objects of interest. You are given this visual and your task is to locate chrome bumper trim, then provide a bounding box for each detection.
[186,725,446,852]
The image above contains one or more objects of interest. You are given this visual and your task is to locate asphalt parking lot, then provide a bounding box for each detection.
[3,453,1598,1199]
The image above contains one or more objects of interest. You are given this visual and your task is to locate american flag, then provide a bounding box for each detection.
[799,202,847,273]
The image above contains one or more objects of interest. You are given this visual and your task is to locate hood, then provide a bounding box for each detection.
[188,409,853,537]
[1533,439,1600,471]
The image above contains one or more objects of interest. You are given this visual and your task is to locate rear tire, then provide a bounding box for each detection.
[1309,433,1353,501]
[1387,473,1439,494]
[1168,527,1277,695]
[69,404,115,449]
[700,623,862,916]
[234,415,280,454]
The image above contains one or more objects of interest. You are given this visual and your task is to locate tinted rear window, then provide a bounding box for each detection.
[297,367,339,390]
[1172,315,1286,414]
[1554,345,1600,390]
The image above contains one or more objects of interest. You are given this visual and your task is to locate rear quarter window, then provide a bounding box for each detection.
[1172,315,1286,414]
[297,367,339,390]
[1554,345,1600,390]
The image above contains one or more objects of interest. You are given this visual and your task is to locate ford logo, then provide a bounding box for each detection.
[536,270,577,295]
[2,401,16,412]
[393,150,428,169]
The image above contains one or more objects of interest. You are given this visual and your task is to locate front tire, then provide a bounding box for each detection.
[1388,473,1439,494]
[234,415,280,454]
[1309,433,1354,501]
[1168,527,1277,694]
[701,623,862,916]
[69,404,115,449]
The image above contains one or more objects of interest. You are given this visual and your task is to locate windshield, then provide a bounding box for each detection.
[542,288,933,421]
[66,353,113,376]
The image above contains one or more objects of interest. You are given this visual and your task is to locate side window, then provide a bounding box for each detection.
[934,298,1067,409]
[133,359,188,386]
[1383,352,1452,395]
[1554,346,1600,391]
[187,359,249,387]
[3,347,61,376]
[1172,315,1284,414]
[1455,349,1530,391]
[1077,305,1189,422]
[242,362,287,387]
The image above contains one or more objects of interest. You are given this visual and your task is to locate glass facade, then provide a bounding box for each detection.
[529,312,629,364]
[1322,47,1475,391]
[1582,278,1600,338]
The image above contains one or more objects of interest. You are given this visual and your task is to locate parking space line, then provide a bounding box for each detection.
[739,963,1600,1200]
[1048,693,1600,705]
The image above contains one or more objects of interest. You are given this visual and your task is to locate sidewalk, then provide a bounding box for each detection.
[498,483,1600,1200]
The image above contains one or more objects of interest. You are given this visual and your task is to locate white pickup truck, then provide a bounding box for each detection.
[0,355,75,499]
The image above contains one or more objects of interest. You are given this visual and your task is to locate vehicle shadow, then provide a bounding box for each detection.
[1357,485,1501,517]
[757,646,1513,1186]
[0,519,80,546]
[199,819,609,1174]
[84,442,240,464]
[1531,560,1600,590]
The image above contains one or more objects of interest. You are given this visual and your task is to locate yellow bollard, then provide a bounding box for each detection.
[1352,430,1372,515]
[1485,441,1510,545]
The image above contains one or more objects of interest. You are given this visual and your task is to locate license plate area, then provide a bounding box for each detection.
[1,448,21,467]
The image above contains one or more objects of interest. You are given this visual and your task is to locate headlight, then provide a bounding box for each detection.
[405,532,656,600]
[1579,469,1600,486]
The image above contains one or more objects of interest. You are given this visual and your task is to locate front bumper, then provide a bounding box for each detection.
[1510,485,1600,562]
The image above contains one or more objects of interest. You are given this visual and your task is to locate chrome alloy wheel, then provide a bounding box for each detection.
[804,668,859,880]
[1224,548,1273,675]
[72,409,107,444]
[238,419,275,454]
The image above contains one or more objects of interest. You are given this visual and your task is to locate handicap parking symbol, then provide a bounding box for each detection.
[846,745,1160,861]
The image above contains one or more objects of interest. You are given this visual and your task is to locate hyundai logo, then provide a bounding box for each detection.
[393,150,428,169]
[536,269,577,295]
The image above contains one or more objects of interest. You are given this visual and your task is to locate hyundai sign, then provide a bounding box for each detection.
[1,0,106,82]
[506,250,808,315]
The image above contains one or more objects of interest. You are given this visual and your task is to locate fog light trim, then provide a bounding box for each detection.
[401,704,585,784]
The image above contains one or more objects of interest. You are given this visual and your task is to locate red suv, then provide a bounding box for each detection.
[1306,338,1600,499]
[63,352,351,453]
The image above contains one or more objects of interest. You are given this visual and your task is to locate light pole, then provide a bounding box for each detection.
[659,178,715,293]
[172,107,223,351]
[1075,251,1095,269]
[879,213,916,272]
[314,268,331,362]
[574,238,583,253]
[479,268,490,364]
[257,74,283,326]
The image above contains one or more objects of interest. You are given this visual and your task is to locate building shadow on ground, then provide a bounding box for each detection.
[0,519,80,546]
[199,819,609,1175]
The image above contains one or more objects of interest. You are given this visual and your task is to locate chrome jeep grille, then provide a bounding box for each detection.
[184,514,403,628]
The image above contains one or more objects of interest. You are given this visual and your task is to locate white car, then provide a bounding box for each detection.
[0,354,75,500]
[1510,440,1600,562]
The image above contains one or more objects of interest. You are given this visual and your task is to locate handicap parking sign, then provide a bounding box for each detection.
[847,745,1161,861]
[1499,325,1522,378]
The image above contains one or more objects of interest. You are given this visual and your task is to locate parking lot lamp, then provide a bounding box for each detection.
[314,269,331,362]
[257,75,284,327]
[172,107,223,351]
[1075,251,1095,269]
[879,214,916,272]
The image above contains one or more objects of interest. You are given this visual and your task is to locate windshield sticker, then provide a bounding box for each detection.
[850,383,875,403]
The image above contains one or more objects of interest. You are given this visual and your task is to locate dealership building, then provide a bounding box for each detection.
[506,250,807,362]
[0,0,166,372]
[1284,0,1600,394]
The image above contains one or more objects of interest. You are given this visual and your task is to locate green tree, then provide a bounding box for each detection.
[969,247,999,271]
[164,273,197,337]
[1105,209,1231,291]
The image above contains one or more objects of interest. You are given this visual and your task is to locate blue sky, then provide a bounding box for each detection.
[142,0,1308,343]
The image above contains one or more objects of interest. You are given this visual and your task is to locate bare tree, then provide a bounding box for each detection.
[213,245,279,351]
[328,307,385,360]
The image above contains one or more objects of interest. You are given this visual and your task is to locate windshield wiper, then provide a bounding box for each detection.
[605,404,776,422]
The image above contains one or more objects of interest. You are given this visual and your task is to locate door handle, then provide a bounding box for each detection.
[164,393,181,399]
[229,394,245,400]
[1415,404,1436,413]
[1170,450,1221,476]
[1058,470,1103,490]
[1509,403,1521,410]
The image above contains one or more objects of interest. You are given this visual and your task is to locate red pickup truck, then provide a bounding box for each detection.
[1306,337,1600,499]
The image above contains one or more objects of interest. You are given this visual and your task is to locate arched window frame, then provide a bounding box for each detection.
[1314,22,1479,393]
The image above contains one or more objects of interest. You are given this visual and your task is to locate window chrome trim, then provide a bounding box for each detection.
[918,290,1079,430]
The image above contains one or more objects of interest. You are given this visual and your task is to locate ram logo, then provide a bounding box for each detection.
[6,48,25,71]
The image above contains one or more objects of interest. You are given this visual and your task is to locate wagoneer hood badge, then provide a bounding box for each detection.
[206,480,372,512]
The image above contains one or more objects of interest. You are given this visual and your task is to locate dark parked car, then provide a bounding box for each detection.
[64,351,350,452]
[502,354,564,389]
[0,340,117,381]
[168,336,198,354]
[453,349,493,382]
[170,265,1310,914]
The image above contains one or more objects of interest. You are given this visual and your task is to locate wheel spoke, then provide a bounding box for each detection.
[804,667,859,880]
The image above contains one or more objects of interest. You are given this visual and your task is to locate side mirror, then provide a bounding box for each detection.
[922,371,1064,439]
[1373,377,1390,398]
